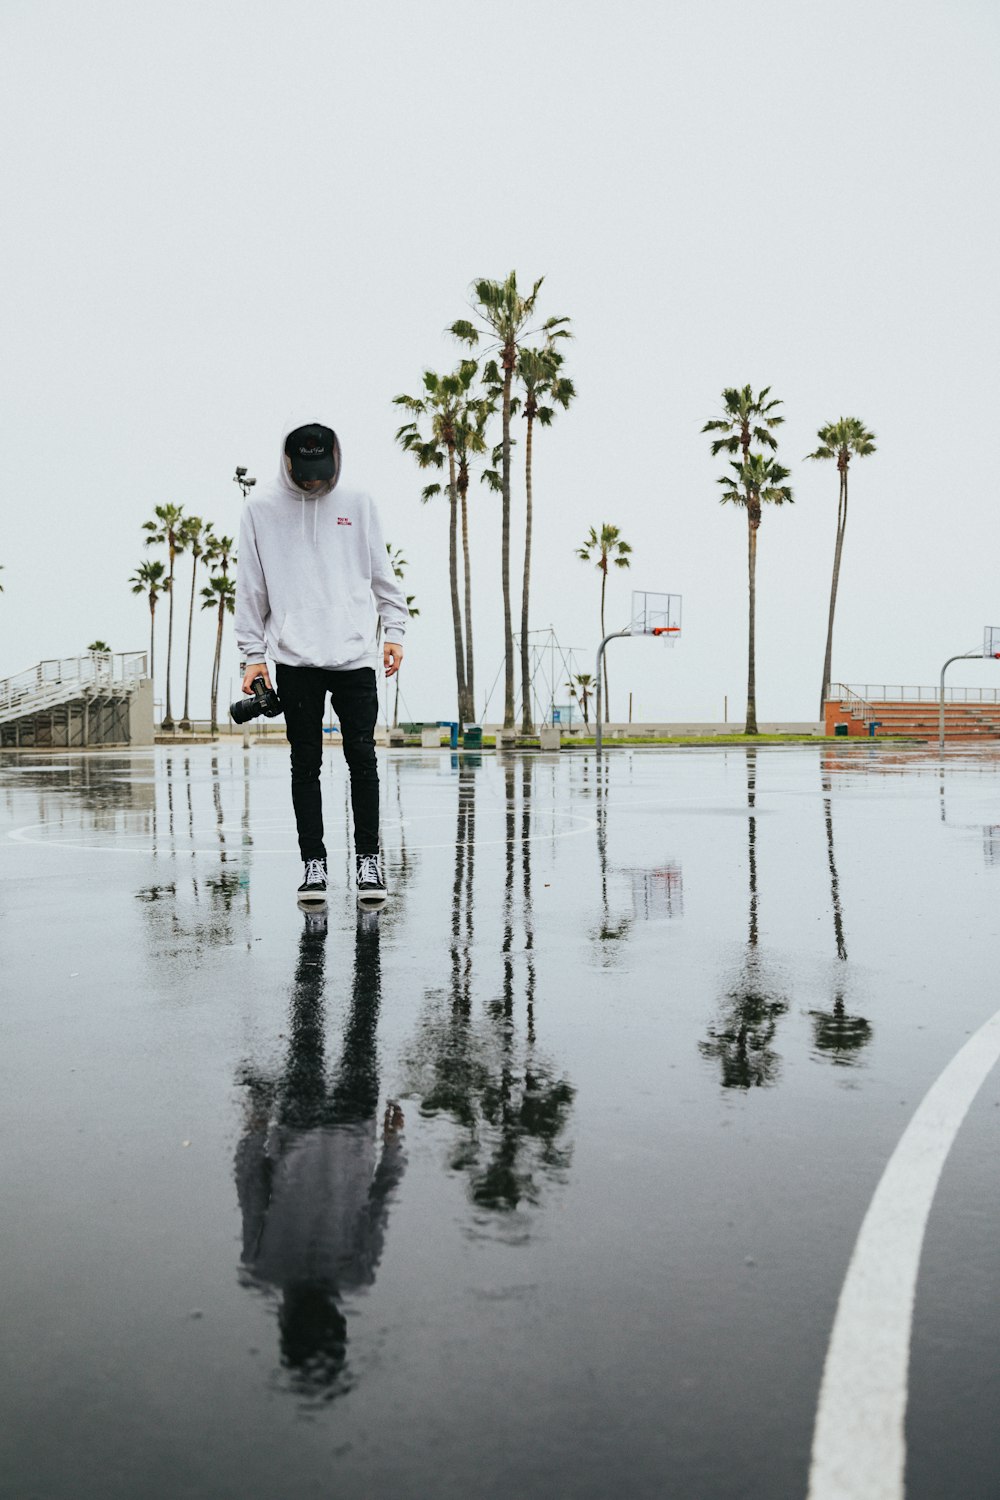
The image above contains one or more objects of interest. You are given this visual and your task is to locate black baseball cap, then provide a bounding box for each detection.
[284,423,337,481]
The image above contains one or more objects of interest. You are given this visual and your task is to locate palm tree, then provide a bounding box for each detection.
[142,504,186,728]
[394,362,482,725]
[130,559,168,684]
[702,384,784,465]
[576,525,632,721]
[200,531,235,734]
[511,343,575,733]
[178,515,211,731]
[200,574,236,734]
[383,543,419,728]
[568,672,594,727]
[702,388,787,736]
[716,453,793,734]
[87,640,111,653]
[451,273,568,729]
[453,397,492,718]
[807,418,877,717]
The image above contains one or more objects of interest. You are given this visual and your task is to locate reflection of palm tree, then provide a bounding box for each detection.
[809,770,873,1065]
[700,751,788,1089]
[235,912,405,1399]
[593,757,631,953]
[406,756,574,1212]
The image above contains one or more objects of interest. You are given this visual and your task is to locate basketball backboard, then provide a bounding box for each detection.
[983,626,1000,659]
[631,591,682,640]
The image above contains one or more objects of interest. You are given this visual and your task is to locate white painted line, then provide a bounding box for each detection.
[808,1007,1000,1500]
[5,813,597,856]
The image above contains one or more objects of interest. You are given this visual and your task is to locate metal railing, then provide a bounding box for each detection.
[0,652,148,725]
[833,682,1000,706]
[829,684,875,726]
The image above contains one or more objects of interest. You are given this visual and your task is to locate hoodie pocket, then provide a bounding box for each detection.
[277,606,366,668]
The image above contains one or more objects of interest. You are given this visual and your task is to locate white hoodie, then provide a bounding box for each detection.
[235,425,409,670]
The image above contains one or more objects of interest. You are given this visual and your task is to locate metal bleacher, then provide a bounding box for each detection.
[0,652,152,749]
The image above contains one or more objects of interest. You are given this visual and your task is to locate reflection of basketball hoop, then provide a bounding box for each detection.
[630,863,684,919]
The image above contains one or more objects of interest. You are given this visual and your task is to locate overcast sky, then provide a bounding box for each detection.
[2,0,998,724]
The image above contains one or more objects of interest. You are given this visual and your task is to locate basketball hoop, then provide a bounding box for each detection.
[596,592,683,754]
[631,592,682,640]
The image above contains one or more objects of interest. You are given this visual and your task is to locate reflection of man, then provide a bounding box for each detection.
[235,422,409,906]
[235,910,405,1397]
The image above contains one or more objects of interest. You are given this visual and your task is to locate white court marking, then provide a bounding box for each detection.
[807,1007,1000,1500]
[5,809,597,856]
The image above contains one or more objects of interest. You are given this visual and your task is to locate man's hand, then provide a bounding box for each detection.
[383,641,404,679]
[242,662,273,694]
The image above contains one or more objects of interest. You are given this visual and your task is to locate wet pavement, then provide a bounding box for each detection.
[1,743,998,1500]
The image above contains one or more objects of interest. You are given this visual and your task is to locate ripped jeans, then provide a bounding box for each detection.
[274,664,379,860]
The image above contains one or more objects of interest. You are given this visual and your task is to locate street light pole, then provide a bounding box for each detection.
[234,466,256,500]
[234,467,256,750]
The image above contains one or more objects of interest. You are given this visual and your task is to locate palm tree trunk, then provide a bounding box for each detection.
[746,514,758,735]
[163,549,175,728]
[447,448,468,724]
[180,553,197,729]
[600,564,609,722]
[460,484,475,717]
[520,413,535,733]
[501,352,515,730]
[818,468,848,718]
[148,597,156,686]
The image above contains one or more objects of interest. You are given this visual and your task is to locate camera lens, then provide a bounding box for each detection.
[229,695,259,726]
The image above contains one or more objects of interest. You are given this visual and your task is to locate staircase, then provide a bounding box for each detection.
[825,683,1000,740]
[0,653,153,748]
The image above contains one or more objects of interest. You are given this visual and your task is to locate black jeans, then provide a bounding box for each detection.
[275,664,380,861]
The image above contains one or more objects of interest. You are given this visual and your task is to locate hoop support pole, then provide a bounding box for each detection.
[938,650,981,751]
[595,630,630,756]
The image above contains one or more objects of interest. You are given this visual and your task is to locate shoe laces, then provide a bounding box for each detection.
[358,854,382,886]
[304,858,326,885]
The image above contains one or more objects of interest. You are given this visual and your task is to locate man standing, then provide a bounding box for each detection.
[235,422,409,906]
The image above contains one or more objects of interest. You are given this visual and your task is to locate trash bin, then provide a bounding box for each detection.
[834,723,849,737]
[462,725,483,749]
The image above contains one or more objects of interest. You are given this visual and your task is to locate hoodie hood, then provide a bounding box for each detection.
[278,422,343,543]
[278,422,342,499]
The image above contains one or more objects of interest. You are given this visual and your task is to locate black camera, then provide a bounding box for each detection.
[230,676,283,725]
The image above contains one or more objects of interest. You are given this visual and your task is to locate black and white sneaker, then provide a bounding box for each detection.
[356,853,387,905]
[297,857,327,905]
